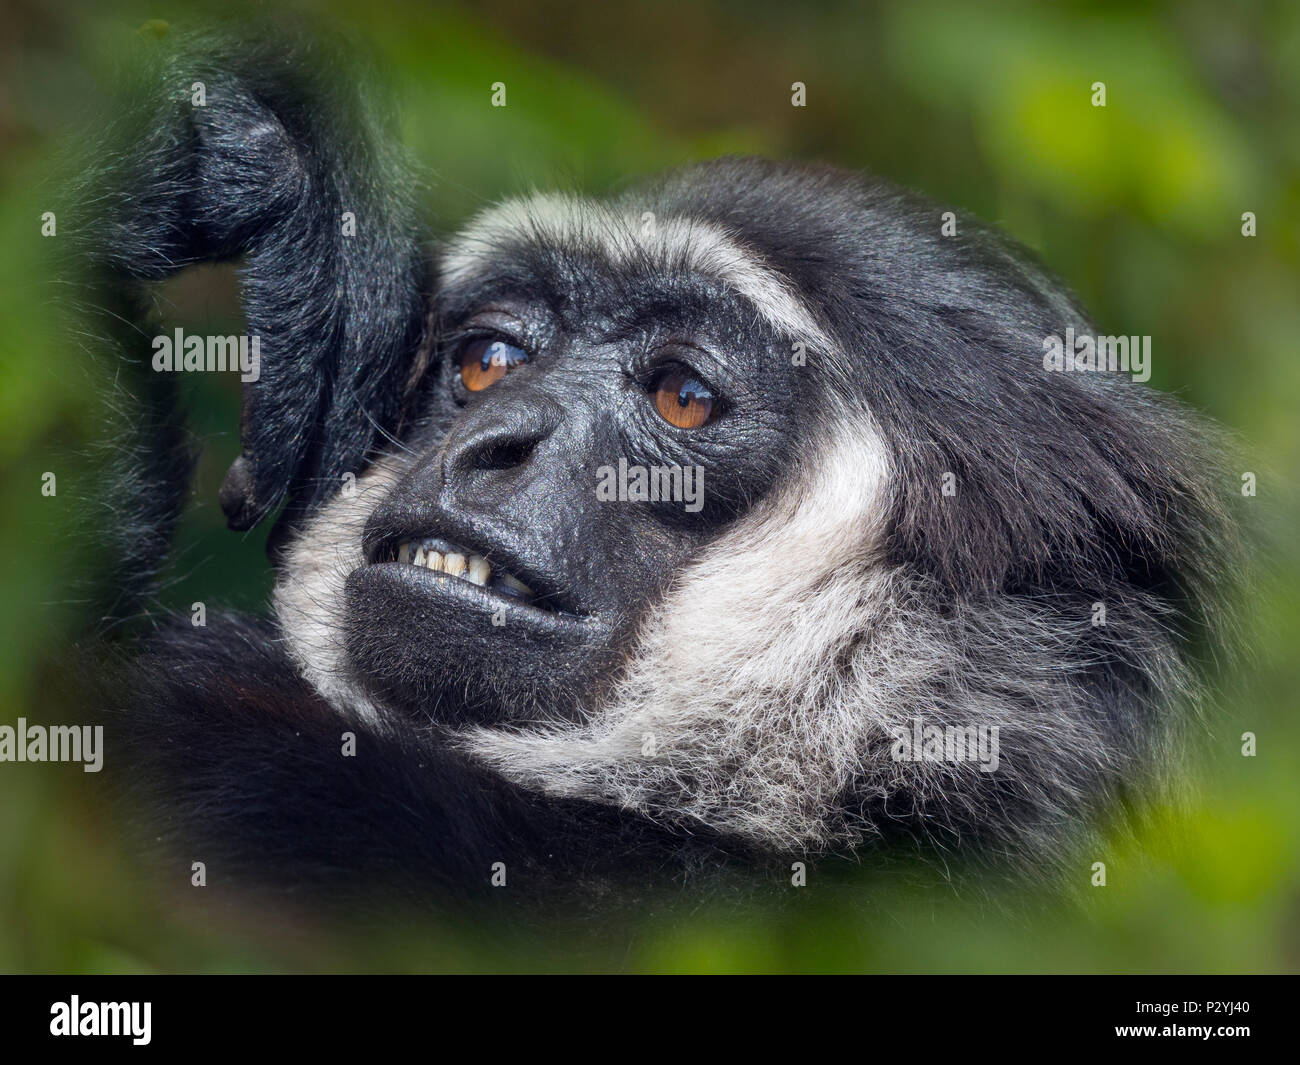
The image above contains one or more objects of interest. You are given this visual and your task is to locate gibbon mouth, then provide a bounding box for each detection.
[368,534,585,620]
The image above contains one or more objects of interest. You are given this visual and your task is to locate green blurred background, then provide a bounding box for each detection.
[1,0,1297,972]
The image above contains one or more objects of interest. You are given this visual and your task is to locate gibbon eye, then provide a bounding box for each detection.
[459,338,530,392]
[649,364,717,429]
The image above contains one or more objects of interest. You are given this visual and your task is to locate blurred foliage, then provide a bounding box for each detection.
[0,0,1298,972]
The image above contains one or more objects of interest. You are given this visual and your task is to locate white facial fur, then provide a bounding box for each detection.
[272,454,413,727]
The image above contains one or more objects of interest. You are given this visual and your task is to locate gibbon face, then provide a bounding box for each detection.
[341,230,816,724]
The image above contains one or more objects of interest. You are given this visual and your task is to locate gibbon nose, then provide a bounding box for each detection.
[439,396,564,487]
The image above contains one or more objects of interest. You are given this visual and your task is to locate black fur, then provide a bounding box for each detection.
[99,615,748,910]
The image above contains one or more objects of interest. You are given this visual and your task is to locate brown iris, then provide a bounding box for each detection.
[650,365,716,429]
[459,338,529,391]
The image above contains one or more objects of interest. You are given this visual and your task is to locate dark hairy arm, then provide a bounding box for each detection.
[57,18,429,628]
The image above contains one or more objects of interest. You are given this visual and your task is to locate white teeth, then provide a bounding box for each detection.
[467,554,491,586]
[394,540,536,602]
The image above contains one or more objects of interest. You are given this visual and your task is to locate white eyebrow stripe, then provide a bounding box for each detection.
[440,193,838,358]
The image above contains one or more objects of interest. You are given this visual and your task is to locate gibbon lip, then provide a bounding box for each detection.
[367,532,584,619]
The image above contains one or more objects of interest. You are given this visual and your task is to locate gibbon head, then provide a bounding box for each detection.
[273,157,1238,857]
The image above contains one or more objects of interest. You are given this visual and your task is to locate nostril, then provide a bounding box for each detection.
[442,399,562,482]
[473,437,536,471]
